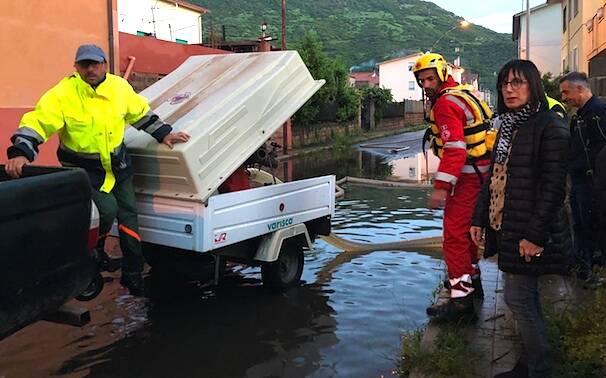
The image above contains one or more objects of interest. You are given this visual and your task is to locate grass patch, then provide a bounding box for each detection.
[399,323,481,378]
[546,269,606,377]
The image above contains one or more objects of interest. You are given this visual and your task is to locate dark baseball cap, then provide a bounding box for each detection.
[75,44,106,63]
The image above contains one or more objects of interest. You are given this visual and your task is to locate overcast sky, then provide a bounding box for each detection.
[426,0,546,34]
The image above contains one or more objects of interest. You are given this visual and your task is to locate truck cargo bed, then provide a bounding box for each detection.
[0,166,96,339]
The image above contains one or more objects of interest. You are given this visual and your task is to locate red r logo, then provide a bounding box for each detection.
[213,232,227,244]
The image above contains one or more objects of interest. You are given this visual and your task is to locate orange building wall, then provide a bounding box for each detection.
[0,0,117,165]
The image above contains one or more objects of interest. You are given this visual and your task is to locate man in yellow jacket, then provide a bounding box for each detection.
[5,44,190,295]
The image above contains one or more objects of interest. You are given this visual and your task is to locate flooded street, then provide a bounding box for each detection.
[0,132,446,378]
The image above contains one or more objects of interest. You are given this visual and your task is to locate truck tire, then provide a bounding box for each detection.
[76,272,104,301]
[261,239,304,290]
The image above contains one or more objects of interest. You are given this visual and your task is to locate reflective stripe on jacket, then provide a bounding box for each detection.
[10,73,170,192]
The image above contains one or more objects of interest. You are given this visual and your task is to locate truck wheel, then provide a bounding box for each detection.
[261,239,304,290]
[76,272,104,301]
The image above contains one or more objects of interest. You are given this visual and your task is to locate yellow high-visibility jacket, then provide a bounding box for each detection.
[546,96,567,119]
[12,73,169,192]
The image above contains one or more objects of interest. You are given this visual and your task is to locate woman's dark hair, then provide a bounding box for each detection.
[496,59,546,114]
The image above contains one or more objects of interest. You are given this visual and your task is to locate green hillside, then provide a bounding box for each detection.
[193,0,517,92]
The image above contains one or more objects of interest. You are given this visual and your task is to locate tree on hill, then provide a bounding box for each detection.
[293,33,360,126]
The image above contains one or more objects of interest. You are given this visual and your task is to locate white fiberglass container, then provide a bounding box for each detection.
[116,51,334,259]
[124,51,325,202]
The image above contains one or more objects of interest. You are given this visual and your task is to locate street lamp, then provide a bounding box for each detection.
[430,20,471,52]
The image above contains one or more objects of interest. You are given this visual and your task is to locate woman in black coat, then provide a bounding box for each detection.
[470,60,571,378]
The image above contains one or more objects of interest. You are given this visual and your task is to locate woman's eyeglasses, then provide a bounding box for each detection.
[501,78,528,90]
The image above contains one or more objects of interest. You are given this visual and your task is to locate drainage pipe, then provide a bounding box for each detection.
[122,56,136,80]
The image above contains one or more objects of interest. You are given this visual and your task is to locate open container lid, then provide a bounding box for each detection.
[124,51,325,202]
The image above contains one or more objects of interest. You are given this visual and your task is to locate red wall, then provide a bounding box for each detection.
[119,32,229,75]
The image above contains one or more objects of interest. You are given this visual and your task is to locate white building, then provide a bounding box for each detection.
[513,2,562,75]
[378,53,473,102]
[118,0,208,44]
[378,53,424,102]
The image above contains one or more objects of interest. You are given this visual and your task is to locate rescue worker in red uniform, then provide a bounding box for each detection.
[413,53,493,319]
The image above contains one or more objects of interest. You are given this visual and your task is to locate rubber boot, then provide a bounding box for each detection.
[443,276,483,299]
[120,272,145,296]
[93,248,122,273]
[426,294,474,321]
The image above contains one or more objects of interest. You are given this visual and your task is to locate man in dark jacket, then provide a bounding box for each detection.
[559,72,606,273]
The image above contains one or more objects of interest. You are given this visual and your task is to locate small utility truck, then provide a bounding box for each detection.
[121,51,335,289]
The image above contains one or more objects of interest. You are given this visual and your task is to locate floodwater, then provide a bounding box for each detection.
[0,133,446,378]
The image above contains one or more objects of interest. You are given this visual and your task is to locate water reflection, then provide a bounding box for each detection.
[389,151,439,182]
[276,149,393,182]
[62,280,338,378]
[276,131,439,183]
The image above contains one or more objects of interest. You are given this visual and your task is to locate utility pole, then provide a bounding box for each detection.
[526,0,530,60]
[281,0,287,50]
[199,15,204,45]
[279,0,291,154]
[209,20,214,48]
